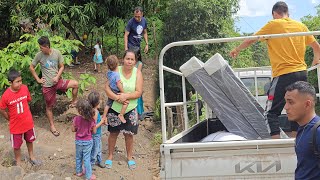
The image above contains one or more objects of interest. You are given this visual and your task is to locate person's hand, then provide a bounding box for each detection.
[312,60,320,66]
[102,116,108,125]
[144,44,149,54]
[123,100,129,105]
[229,48,240,58]
[117,93,128,104]
[37,77,45,85]
[52,76,59,83]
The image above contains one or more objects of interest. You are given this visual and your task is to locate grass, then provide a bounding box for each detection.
[152,132,162,147]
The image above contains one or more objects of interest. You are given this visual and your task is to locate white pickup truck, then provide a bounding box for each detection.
[158,32,320,179]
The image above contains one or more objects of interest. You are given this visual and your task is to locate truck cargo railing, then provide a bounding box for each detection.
[159,31,320,143]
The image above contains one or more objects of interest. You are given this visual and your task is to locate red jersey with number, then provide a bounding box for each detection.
[0,85,34,134]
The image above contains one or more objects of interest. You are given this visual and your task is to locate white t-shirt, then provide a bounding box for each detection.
[94,44,102,56]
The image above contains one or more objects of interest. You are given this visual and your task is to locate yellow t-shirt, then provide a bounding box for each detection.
[255,18,316,77]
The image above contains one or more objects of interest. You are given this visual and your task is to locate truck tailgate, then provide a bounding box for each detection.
[160,139,296,179]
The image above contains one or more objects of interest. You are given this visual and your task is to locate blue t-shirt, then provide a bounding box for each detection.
[107,70,120,93]
[125,17,147,48]
[295,115,320,180]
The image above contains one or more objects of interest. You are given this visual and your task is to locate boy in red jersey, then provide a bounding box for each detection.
[0,69,41,166]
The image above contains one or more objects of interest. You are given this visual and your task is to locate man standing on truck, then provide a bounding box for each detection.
[230,1,320,139]
[284,81,320,179]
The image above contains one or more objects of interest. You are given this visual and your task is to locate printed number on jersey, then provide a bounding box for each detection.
[17,102,24,114]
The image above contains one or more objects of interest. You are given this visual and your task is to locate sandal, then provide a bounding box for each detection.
[76,172,85,177]
[104,159,112,169]
[29,158,42,166]
[127,160,136,170]
[97,162,106,168]
[50,129,60,137]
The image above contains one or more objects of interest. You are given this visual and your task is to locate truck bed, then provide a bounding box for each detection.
[160,119,296,179]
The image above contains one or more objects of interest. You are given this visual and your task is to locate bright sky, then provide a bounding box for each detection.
[235,0,319,33]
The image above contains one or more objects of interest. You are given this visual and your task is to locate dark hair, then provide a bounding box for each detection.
[106,55,119,71]
[123,49,137,61]
[272,1,288,16]
[96,39,101,49]
[8,69,21,82]
[88,91,100,108]
[76,99,95,121]
[38,36,51,48]
[286,81,316,102]
[134,6,143,13]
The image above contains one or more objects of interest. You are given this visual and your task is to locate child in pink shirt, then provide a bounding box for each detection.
[72,99,97,180]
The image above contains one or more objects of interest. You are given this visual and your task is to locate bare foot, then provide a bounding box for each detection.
[118,114,126,123]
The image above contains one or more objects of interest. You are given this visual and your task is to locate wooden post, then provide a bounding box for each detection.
[176,106,185,131]
[166,107,173,139]
[152,21,158,63]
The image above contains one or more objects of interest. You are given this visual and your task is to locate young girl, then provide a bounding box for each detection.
[88,91,106,169]
[93,39,103,72]
[72,99,97,180]
[102,55,128,124]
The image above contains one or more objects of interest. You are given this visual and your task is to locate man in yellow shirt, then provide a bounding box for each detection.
[230,1,320,139]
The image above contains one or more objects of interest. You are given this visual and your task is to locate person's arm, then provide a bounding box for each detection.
[71,118,77,132]
[118,69,143,102]
[71,125,76,132]
[143,29,149,53]
[124,30,130,51]
[52,63,64,83]
[29,64,45,85]
[229,39,257,58]
[96,118,105,128]
[0,109,9,121]
[91,122,97,134]
[117,80,124,93]
[93,110,103,127]
[309,41,320,66]
[104,79,120,101]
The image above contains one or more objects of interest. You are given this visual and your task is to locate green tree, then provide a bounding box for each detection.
[161,0,239,102]
[0,32,95,105]
[301,7,320,91]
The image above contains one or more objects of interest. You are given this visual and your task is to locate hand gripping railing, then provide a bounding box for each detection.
[159,31,320,143]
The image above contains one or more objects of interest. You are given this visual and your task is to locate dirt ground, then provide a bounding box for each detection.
[0,53,161,180]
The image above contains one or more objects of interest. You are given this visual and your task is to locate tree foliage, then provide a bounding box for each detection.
[0,31,95,105]
[161,0,239,102]
[301,7,320,91]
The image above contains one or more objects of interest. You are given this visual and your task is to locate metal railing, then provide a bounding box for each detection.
[159,31,320,143]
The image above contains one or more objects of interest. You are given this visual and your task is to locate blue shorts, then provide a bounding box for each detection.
[93,54,103,64]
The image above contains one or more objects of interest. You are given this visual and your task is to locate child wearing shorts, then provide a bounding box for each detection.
[102,55,128,123]
[0,69,41,166]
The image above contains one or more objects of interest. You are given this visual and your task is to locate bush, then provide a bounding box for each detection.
[0,31,95,105]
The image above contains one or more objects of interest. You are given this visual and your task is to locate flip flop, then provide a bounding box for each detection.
[76,166,86,176]
[104,160,112,169]
[50,130,60,137]
[29,158,42,166]
[127,160,136,170]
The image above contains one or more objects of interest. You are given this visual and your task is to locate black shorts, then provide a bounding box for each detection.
[129,46,142,63]
[107,108,139,135]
